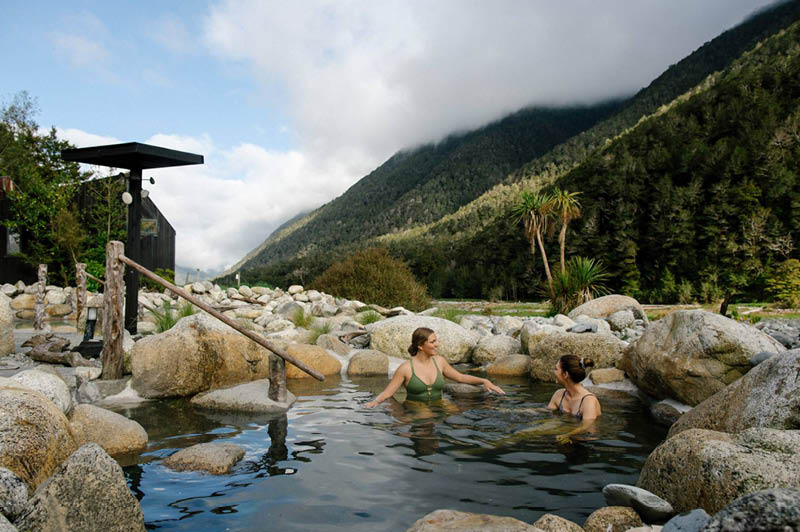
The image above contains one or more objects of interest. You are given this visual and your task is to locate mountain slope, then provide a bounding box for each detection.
[392,16,800,300]
[224,0,800,297]
[234,103,623,269]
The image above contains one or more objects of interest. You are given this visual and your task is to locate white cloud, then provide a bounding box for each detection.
[149,14,196,55]
[50,13,111,69]
[52,1,776,272]
[203,0,773,164]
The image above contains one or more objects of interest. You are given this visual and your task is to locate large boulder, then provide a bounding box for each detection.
[69,404,148,456]
[346,350,389,376]
[0,293,13,357]
[486,354,531,377]
[10,369,72,414]
[367,316,476,363]
[285,344,342,379]
[702,488,800,532]
[14,443,145,532]
[667,348,800,438]
[623,310,785,405]
[0,387,77,492]
[190,379,296,413]
[520,322,562,355]
[568,294,648,324]
[529,332,627,382]
[407,509,543,531]
[637,428,800,514]
[130,314,271,398]
[472,335,522,365]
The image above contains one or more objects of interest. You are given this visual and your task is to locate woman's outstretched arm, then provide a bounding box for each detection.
[365,364,410,407]
[438,357,505,395]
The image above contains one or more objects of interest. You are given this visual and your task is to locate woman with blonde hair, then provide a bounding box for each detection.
[365,327,505,407]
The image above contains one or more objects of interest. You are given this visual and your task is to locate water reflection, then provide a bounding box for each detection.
[118,377,666,531]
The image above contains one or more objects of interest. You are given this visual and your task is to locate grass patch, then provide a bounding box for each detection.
[290,308,314,329]
[432,308,467,323]
[356,310,382,325]
[150,300,196,333]
[309,322,331,344]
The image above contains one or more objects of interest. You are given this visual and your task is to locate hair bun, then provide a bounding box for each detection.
[408,345,417,357]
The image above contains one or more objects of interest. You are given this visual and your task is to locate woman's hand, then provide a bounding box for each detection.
[483,380,505,395]
[556,433,573,445]
[364,400,379,408]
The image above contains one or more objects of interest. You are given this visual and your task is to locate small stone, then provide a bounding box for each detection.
[444,383,485,396]
[0,467,28,522]
[602,484,675,523]
[163,442,245,475]
[532,513,583,532]
[569,322,596,334]
[287,285,303,295]
[749,351,774,366]
[583,506,642,532]
[662,508,711,532]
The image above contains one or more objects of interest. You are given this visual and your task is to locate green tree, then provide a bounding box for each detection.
[549,187,582,275]
[1,92,87,281]
[510,190,555,296]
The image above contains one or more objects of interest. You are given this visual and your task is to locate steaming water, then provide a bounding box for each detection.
[114,375,666,531]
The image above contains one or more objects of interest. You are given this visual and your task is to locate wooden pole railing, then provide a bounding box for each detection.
[101,241,323,388]
[34,264,47,330]
[76,263,87,329]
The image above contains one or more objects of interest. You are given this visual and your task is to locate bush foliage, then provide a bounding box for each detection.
[311,248,431,311]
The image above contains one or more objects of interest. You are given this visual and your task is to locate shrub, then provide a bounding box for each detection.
[141,268,175,292]
[677,280,694,304]
[766,259,800,308]
[311,247,431,311]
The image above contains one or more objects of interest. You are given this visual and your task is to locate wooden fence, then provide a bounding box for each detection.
[100,240,324,402]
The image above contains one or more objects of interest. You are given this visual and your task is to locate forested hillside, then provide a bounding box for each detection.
[235,102,623,267]
[392,17,800,302]
[223,0,800,302]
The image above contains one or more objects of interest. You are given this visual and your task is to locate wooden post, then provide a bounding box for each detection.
[34,264,47,330]
[118,251,324,381]
[101,241,125,380]
[268,355,288,402]
[76,263,87,329]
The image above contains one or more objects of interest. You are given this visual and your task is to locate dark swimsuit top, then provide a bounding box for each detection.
[557,390,596,420]
[406,357,445,402]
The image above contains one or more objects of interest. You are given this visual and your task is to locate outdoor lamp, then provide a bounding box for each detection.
[83,305,99,342]
[141,189,149,199]
[121,191,133,205]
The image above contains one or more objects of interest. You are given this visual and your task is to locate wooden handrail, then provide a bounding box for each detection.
[119,254,324,381]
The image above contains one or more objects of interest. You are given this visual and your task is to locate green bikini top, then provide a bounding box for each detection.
[406,357,445,402]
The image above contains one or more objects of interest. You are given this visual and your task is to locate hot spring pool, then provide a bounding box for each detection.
[111,375,666,531]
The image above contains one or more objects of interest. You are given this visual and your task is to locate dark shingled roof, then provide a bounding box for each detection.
[61,142,203,169]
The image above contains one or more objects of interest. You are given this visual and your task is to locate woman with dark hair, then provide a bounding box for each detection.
[365,327,505,407]
[547,354,601,443]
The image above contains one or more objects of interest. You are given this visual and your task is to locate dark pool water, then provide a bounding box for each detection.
[113,375,666,531]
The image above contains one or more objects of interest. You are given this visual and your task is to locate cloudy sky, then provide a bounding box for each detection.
[1,0,776,272]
